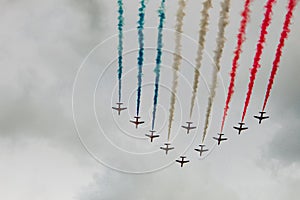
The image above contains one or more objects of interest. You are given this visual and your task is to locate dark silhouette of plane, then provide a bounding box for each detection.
[145,130,160,142]
[194,144,209,157]
[160,143,174,155]
[233,122,248,135]
[254,111,269,124]
[176,156,190,167]
[112,102,127,115]
[130,116,144,129]
[213,133,228,145]
[181,122,196,134]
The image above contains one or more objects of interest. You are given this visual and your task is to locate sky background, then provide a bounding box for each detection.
[0,0,300,199]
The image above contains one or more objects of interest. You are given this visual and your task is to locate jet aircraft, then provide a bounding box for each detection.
[130,116,144,129]
[213,133,228,145]
[160,143,174,155]
[194,144,209,157]
[233,122,248,135]
[254,111,269,124]
[112,102,127,115]
[176,156,190,167]
[145,130,160,142]
[181,122,196,134]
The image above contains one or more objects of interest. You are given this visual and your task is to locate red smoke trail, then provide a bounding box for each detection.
[220,0,253,132]
[262,0,297,111]
[241,0,276,122]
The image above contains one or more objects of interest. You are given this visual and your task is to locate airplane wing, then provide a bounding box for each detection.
[120,108,127,111]
[234,126,247,131]
[147,134,159,138]
[262,116,269,119]
[176,160,187,163]
[220,138,228,141]
[254,116,260,119]
[137,121,145,125]
[213,137,218,140]
[182,126,196,130]
[112,107,118,110]
[195,148,208,151]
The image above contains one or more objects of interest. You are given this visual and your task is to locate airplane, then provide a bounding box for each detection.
[160,143,174,155]
[130,116,145,129]
[181,122,196,134]
[233,122,248,135]
[213,133,228,145]
[112,102,127,115]
[254,111,269,124]
[145,130,160,142]
[176,156,190,167]
[194,144,209,157]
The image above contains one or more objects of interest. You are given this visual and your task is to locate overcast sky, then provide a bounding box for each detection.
[0,0,299,199]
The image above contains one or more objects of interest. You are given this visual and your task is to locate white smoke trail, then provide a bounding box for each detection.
[167,0,187,141]
[202,0,231,143]
[189,0,212,118]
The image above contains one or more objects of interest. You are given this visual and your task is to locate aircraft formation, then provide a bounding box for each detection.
[112,101,269,167]
[113,0,298,167]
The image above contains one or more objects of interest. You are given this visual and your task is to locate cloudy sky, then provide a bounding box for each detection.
[0,0,300,199]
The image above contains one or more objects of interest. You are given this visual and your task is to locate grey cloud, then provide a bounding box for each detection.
[69,0,103,28]
[78,167,239,200]
[0,0,105,158]
[258,16,300,166]
[1,0,300,199]
[264,117,300,165]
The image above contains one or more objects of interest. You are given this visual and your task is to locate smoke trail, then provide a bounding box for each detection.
[117,0,124,103]
[136,0,147,116]
[220,0,253,132]
[189,0,212,118]
[262,0,297,111]
[202,0,230,143]
[241,0,276,122]
[151,0,166,130]
[167,0,187,141]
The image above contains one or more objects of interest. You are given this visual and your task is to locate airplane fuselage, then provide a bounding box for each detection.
[112,103,127,115]
[195,145,208,156]
[181,122,196,134]
[176,157,189,167]
[213,134,227,145]
[233,123,248,135]
[254,112,269,124]
[146,131,159,142]
[130,116,144,129]
[160,143,174,155]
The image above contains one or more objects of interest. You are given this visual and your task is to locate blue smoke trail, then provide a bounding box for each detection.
[136,0,147,116]
[151,0,166,130]
[117,0,124,103]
